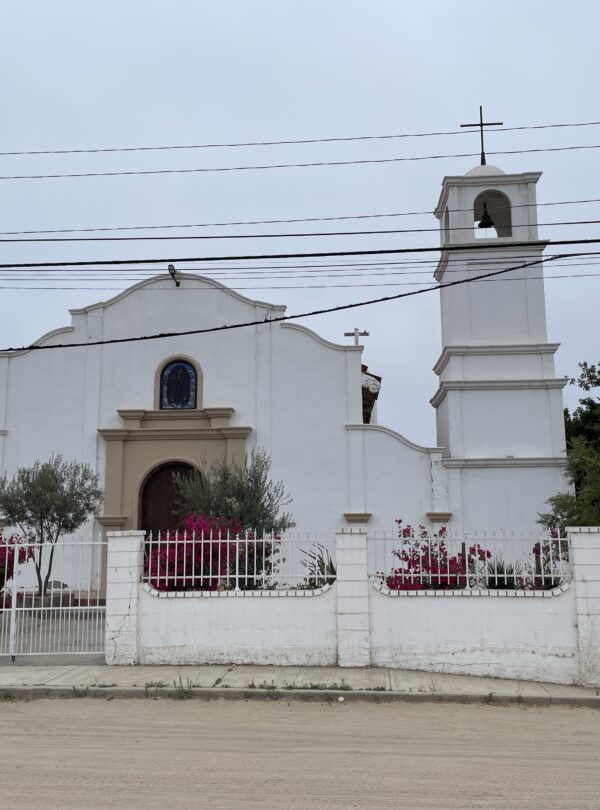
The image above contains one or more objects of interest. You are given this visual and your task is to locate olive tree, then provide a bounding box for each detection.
[0,455,103,596]
[175,448,294,535]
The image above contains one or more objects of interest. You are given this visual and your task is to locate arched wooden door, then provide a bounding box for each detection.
[139,463,194,536]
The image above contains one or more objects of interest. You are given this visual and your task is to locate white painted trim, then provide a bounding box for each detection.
[371,579,571,598]
[345,423,442,454]
[565,526,600,533]
[430,377,567,407]
[442,456,566,469]
[280,323,362,352]
[142,582,332,598]
[69,273,287,315]
[433,343,561,375]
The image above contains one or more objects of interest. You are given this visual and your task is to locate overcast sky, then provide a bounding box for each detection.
[1,1,598,445]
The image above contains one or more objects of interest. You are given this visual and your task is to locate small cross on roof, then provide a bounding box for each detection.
[460,106,503,166]
[344,328,369,346]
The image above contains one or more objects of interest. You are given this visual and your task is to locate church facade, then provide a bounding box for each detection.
[0,163,567,536]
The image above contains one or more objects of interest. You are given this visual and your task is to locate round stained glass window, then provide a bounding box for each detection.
[160,360,197,409]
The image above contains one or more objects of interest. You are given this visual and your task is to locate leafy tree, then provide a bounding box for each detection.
[175,448,294,534]
[564,361,600,454]
[539,438,600,533]
[0,455,103,596]
[539,362,600,533]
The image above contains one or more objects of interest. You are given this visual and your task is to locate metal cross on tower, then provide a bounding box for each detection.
[344,328,369,346]
[460,105,503,166]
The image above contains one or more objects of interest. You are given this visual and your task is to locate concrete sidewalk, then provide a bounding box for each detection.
[0,661,598,706]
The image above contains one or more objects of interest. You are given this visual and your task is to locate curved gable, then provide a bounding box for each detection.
[69,273,287,316]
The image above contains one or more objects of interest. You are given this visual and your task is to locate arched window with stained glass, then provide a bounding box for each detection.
[159,359,197,410]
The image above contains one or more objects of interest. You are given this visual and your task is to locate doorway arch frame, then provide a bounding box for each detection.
[98,407,252,531]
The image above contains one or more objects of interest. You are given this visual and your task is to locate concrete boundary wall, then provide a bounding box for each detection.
[105,528,600,686]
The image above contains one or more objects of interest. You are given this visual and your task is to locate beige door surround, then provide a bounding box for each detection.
[98,408,252,531]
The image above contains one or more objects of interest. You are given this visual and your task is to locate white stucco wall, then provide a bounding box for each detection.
[369,585,578,684]
[445,464,568,533]
[137,586,338,666]
[345,425,442,529]
[105,529,600,686]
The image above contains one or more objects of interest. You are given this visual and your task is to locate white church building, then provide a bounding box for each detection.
[0,162,567,537]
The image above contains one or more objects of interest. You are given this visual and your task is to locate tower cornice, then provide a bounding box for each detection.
[433,240,550,281]
[432,343,561,375]
[430,377,567,408]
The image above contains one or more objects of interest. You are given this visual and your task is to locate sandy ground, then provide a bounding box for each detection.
[0,698,598,809]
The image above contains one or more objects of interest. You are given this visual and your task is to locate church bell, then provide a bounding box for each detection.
[477,201,495,229]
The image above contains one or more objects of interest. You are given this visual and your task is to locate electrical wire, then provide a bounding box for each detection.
[0,271,597,292]
[1,218,598,243]
[2,237,600,270]
[6,264,600,284]
[1,144,599,181]
[0,253,574,352]
[0,252,600,289]
[2,197,599,236]
[4,251,596,275]
[2,119,599,157]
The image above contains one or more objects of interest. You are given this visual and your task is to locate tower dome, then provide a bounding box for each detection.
[464,164,505,177]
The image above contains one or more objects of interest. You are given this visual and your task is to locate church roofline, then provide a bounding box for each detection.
[0,326,75,357]
[280,323,363,352]
[345,423,443,454]
[68,273,288,316]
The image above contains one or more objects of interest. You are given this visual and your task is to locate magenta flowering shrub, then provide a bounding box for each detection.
[0,531,32,591]
[144,514,278,592]
[383,520,491,591]
[382,520,568,592]
[531,535,569,589]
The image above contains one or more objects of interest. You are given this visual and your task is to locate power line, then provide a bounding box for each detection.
[0,250,598,284]
[2,120,599,157]
[5,251,598,276]
[2,197,599,236]
[3,250,599,279]
[1,218,599,243]
[0,254,573,352]
[0,271,597,292]
[5,257,598,284]
[2,237,600,270]
[1,144,600,182]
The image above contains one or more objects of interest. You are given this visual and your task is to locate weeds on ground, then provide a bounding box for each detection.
[172,677,194,699]
[144,680,167,698]
[256,680,280,699]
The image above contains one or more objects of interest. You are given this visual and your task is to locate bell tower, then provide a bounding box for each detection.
[431,161,567,487]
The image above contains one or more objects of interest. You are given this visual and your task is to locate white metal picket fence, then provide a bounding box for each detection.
[0,539,106,659]
[143,530,337,592]
[368,528,571,592]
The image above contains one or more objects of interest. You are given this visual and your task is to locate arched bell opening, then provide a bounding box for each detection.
[473,190,512,239]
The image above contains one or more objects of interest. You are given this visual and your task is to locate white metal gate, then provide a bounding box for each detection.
[0,539,106,658]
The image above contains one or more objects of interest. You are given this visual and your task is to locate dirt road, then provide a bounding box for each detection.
[1,698,598,809]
